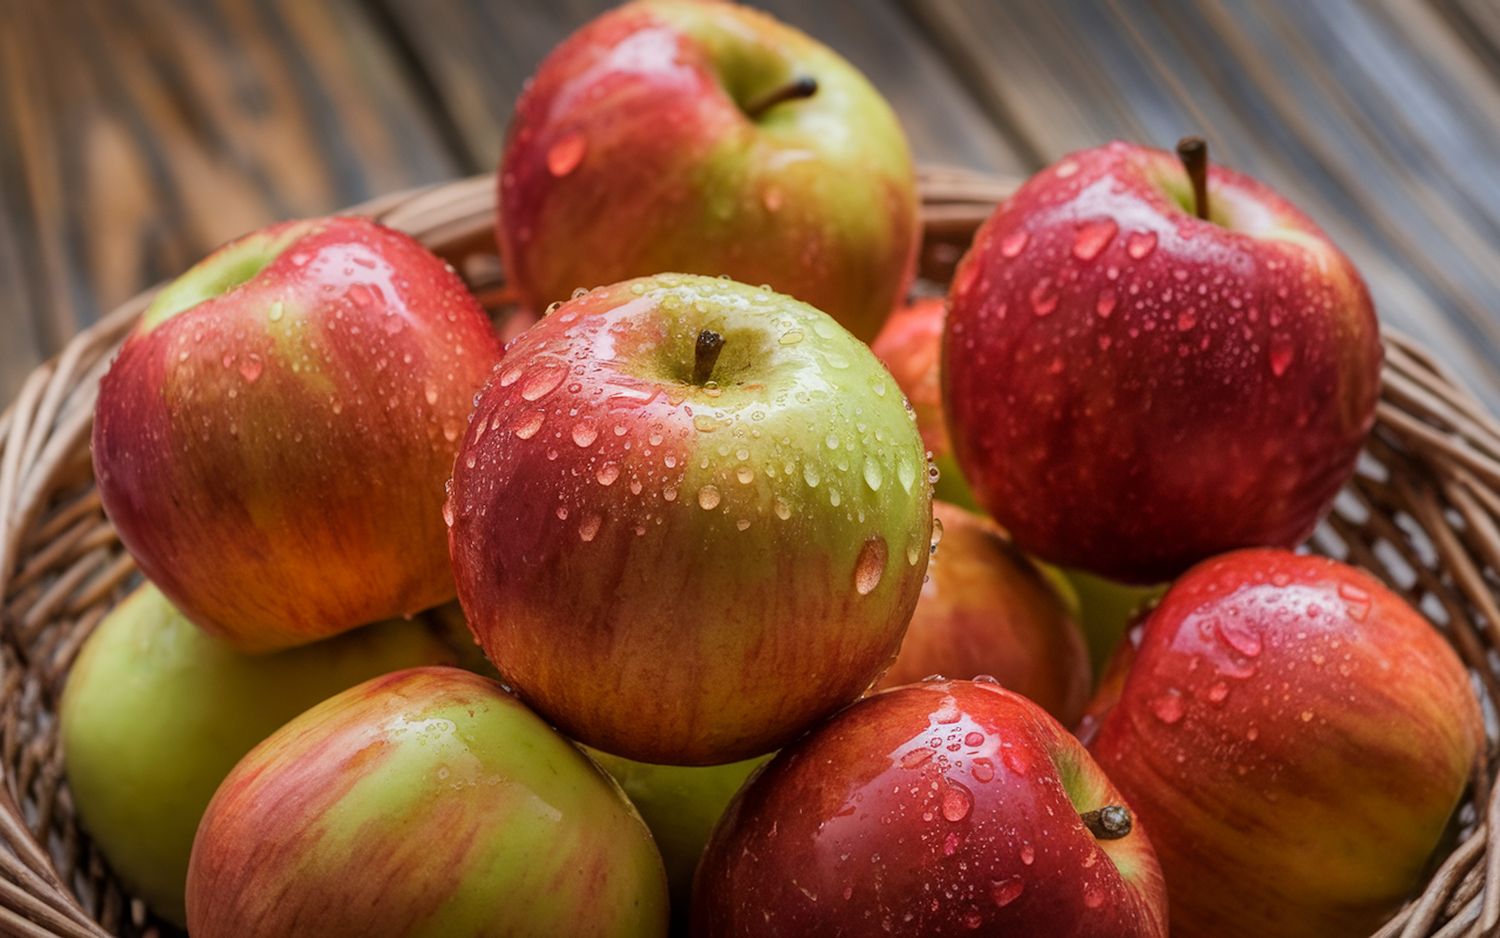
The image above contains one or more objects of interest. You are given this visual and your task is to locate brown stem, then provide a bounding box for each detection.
[1176,134,1212,220]
[1080,805,1133,841]
[1176,136,1210,220]
[745,76,818,120]
[693,329,725,385]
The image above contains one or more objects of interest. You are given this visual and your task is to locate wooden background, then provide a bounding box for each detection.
[2,0,1498,411]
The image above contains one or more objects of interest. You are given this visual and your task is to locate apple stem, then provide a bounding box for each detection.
[1176,136,1210,220]
[694,329,725,385]
[1080,805,1133,841]
[745,76,818,120]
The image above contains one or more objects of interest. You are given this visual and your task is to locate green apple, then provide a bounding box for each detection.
[447,274,933,766]
[59,582,459,926]
[497,0,919,343]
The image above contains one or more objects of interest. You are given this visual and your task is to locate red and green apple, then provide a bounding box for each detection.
[497,0,919,343]
[446,273,933,766]
[92,216,505,651]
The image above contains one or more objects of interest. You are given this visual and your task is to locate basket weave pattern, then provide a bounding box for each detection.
[0,170,1497,938]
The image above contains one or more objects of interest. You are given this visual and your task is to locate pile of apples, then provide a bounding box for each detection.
[63,2,1484,938]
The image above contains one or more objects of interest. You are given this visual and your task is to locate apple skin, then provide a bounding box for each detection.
[186,666,670,938]
[497,0,918,343]
[59,582,460,927]
[1087,548,1483,938]
[447,273,933,766]
[584,747,770,931]
[874,501,1091,728]
[943,140,1382,584]
[690,679,1168,937]
[869,296,977,509]
[92,216,505,651]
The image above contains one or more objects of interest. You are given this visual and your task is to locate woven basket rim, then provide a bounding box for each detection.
[1,167,1499,938]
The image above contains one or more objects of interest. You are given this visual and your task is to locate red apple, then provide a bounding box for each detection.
[690,679,1168,937]
[869,296,976,509]
[186,667,669,938]
[874,501,1091,728]
[446,274,932,766]
[497,0,919,343]
[1088,548,1483,938]
[92,217,504,651]
[943,140,1382,584]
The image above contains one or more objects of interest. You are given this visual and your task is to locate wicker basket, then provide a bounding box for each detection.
[1,169,1498,938]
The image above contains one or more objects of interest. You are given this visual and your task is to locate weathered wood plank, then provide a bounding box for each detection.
[371,0,1029,175]
[0,0,460,403]
[908,0,1500,410]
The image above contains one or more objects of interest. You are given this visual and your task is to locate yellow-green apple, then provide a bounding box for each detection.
[1061,568,1166,680]
[497,0,919,343]
[943,140,1383,584]
[585,747,769,931]
[186,666,669,938]
[870,296,977,509]
[59,582,459,926]
[690,679,1168,937]
[92,216,504,652]
[446,274,932,766]
[874,501,1091,728]
[1087,548,1483,938]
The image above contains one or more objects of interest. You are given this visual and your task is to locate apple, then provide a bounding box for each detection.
[92,216,505,652]
[497,0,919,343]
[943,139,1383,584]
[874,501,1091,728]
[186,666,670,938]
[1061,568,1166,680]
[690,679,1168,937]
[870,296,977,509]
[59,582,461,926]
[584,747,770,931]
[446,273,933,766]
[1087,548,1483,938]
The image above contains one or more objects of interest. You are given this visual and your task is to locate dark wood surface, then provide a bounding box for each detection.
[3,0,1498,410]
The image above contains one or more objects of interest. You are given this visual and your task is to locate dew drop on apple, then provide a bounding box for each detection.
[773,497,791,520]
[804,463,821,487]
[736,465,755,484]
[267,300,284,322]
[1269,334,1295,376]
[442,499,456,527]
[999,231,1029,258]
[1207,681,1230,704]
[512,411,544,440]
[863,456,884,492]
[571,421,598,447]
[1150,690,1185,724]
[521,362,567,401]
[992,877,1025,907]
[1084,883,1106,909]
[1029,278,1059,316]
[1126,230,1158,259]
[578,514,602,542]
[779,329,803,346]
[942,782,973,822]
[854,534,888,595]
[546,132,587,177]
[698,485,722,510]
[238,355,263,383]
[424,382,440,405]
[1072,219,1118,261]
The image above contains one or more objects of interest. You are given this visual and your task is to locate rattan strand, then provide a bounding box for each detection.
[0,168,1497,937]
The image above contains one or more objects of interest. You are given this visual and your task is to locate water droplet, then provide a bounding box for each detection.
[1151,690,1185,723]
[736,518,751,531]
[763,185,784,212]
[1096,289,1117,318]
[693,414,719,432]
[942,782,973,822]
[736,465,755,484]
[238,355,263,382]
[698,485,722,510]
[863,457,884,491]
[852,535,888,595]
[425,383,440,405]
[521,363,566,401]
[442,500,455,526]
[902,748,935,769]
[964,731,985,747]
[1126,230,1158,259]
[930,517,945,554]
[596,463,620,486]
[1072,219,1117,261]
[1000,231,1030,258]
[1214,619,1263,657]
[572,421,598,447]
[896,455,917,494]
[1029,278,1059,316]
[1207,682,1229,704]
[1339,582,1371,621]
[512,411,544,440]
[779,329,803,346]
[992,877,1025,907]
[1084,883,1105,909]
[579,514,602,542]
[971,758,995,783]
[803,464,821,487]
[1269,335,1295,376]
[546,132,587,176]
[268,300,284,322]
[1177,308,1198,330]
[773,498,791,520]
[1020,844,1035,866]
[829,488,842,507]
